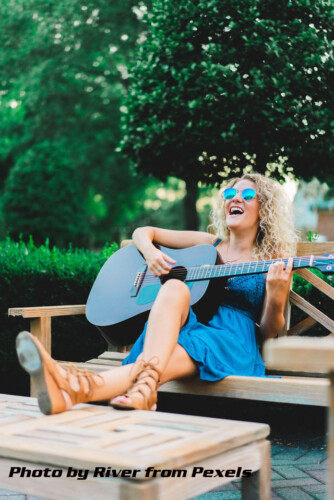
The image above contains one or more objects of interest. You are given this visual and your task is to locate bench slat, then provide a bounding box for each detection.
[160,375,329,407]
[296,241,334,255]
[290,291,334,332]
[287,316,317,336]
[295,268,334,299]
[264,336,334,374]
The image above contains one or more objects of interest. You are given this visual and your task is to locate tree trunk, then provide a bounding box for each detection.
[184,178,199,230]
[255,150,267,174]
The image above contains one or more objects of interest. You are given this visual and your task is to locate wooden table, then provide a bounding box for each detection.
[263,336,334,499]
[0,394,270,499]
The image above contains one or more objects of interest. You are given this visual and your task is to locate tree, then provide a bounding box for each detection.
[121,0,334,228]
[3,141,88,246]
[0,0,153,245]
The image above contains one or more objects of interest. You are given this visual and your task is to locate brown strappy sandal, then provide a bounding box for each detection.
[16,331,104,415]
[110,358,161,411]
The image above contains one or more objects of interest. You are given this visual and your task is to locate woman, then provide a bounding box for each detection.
[16,173,298,415]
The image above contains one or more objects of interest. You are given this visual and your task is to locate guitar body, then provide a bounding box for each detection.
[86,244,218,346]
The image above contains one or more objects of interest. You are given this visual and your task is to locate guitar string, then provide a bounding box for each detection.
[141,256,321,284]
[137,256,320,285]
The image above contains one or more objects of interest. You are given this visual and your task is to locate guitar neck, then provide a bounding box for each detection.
[185,256,314,282]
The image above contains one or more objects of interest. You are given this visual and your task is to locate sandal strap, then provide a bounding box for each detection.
[129,356,161,383]
[124,357,161,410]
[52,361,104,405]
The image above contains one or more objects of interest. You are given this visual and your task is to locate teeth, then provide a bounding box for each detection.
[230,207,244,215]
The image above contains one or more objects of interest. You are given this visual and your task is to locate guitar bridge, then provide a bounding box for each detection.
[130,265,147,297]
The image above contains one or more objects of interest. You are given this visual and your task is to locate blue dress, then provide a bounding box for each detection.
[122,271,267,381]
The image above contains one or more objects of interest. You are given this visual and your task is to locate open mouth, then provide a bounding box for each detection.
[229,206,244,216]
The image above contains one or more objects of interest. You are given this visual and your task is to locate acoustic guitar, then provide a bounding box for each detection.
[86,243,333,346]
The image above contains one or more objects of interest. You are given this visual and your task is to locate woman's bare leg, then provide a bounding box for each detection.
[110,279,195,407]
[142,279,192,372]
[160,344,198,384]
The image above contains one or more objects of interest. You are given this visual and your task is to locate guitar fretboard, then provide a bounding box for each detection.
[185,256,313,282]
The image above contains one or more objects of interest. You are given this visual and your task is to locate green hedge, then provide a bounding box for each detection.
[0,237,332,396]
[0,237,118,395]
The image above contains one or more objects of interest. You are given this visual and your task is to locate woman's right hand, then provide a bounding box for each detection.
[144,246,176,276]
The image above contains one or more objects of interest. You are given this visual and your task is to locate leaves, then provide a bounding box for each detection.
[0,0,154,245]
[122,0,334,184]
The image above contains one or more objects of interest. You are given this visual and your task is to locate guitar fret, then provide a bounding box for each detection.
[185,255,317,283]
[195,266,199,281]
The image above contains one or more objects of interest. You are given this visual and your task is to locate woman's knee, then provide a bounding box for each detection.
[158,279,191,304]
[152,279,190,326]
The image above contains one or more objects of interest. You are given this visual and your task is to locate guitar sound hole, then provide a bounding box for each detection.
[160,266,187,284]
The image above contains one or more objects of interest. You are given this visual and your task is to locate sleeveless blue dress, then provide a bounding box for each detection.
[122,245,267,381]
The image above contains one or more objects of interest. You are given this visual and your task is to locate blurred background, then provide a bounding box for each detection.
[0,0,333,249]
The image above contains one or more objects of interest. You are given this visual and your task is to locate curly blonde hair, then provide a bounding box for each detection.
[209,173,299,260]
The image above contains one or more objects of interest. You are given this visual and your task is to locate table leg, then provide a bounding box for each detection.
[241,440,271,500]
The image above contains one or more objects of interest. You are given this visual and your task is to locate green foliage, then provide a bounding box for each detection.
[3,141,88,246]
[0,237,117,395]
[307,230,319,242]
[122,0,334,184]
[0,0,154,246]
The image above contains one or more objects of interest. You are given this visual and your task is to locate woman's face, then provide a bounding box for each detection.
[224,179,260,234]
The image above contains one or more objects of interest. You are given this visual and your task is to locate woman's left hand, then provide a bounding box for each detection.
[266,257,294,310]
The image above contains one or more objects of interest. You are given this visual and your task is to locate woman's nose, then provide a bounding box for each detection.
[232,191,243,201]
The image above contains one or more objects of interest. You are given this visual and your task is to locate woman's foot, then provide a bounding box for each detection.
[110,359,160,411]
[16,331,103,415]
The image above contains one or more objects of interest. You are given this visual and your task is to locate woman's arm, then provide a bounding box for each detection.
[260,258,294,340]
[132,226,215,276]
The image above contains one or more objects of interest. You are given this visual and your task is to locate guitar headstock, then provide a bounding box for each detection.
[312,254,334,276]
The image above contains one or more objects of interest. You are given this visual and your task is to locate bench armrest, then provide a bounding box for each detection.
[8,305,86,318]
[8,305,86,355]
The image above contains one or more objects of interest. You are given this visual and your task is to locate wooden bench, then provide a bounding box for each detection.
[0,393,271,499]
[8,241,334,407]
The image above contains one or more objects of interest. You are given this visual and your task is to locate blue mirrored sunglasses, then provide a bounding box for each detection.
[222,187,256,201]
